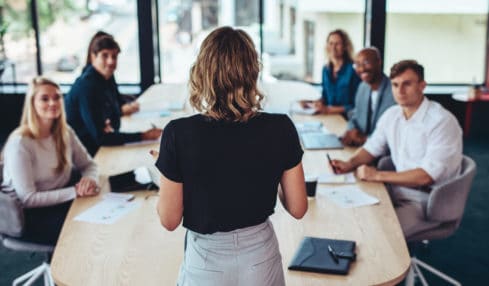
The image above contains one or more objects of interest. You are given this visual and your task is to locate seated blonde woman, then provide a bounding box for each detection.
[1,76,99,245]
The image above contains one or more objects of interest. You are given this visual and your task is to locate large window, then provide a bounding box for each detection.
[385,0,488,84]
[158,0,365,83]
[158,0,259,83]
[0,1,36,83]
[4,1,488,89]
[40,0,140,84]
[0,0,139,85]
[263,0,365,82]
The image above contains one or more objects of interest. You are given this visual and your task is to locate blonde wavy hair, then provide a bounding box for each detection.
[17,76,69,174]
[189,26,263,122]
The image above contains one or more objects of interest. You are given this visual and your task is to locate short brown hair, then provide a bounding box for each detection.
[390,60,424,81]
[326,29,354,63]
[189,26,263,122]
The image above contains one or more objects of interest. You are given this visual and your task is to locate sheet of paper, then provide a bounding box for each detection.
[103,192,135,201]
[295,121,323,133]
[290,102,316,115]
[124,138,160,146]
[318,185,379,208]
[131,110,171,119]
[318,172,356,184]
[74,198,140,224]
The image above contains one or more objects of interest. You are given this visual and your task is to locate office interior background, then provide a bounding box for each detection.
[1,0,488,285]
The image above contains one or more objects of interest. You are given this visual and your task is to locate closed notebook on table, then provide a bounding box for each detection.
[288,236,356,275]
[109,166,158,193]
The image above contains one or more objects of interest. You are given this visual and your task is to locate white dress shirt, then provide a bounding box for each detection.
[364,97,462,187]
[370,90,379,115]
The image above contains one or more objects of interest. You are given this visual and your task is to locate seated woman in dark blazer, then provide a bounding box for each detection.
[65,34,161,156]
[153,26,308,286]
[1,76,99,245]
[84,31,140,116]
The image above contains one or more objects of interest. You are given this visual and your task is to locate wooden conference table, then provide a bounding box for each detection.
[51,81,410,285]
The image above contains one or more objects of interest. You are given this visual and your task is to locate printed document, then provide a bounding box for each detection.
[74,195,140,224]
[318,172,356,184]
[318,185,379,208]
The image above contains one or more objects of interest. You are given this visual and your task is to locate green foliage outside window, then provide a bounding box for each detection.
[0,0,85,39]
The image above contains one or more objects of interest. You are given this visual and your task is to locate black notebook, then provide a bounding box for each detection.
[109,167,158,193]
[288,236,356,275]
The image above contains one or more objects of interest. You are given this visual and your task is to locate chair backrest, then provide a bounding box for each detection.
[0,161,25,238]
[426,155,477,223]
[377,155,477,242]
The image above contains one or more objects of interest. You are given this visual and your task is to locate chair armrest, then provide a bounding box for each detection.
[377,156,395,171]
[0,190,24,238]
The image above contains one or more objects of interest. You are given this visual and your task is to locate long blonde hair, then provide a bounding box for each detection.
[17,76,69,174]
[189,26,263,122]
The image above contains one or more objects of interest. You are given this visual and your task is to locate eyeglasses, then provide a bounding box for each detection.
[353,60,372,69]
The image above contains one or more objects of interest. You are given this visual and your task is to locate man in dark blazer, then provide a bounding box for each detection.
[341,47,396,146]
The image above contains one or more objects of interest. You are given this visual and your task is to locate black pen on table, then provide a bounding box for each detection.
[326,153,337,174]
[327,244,339,264]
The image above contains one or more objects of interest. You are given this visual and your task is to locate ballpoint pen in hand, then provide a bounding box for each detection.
[151,123,158,129]
[327,244,339,264]
[326,153,337,174]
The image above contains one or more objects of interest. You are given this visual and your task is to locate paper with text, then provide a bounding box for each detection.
[318,185,379,208]
[74,197,140,224]
[318,172,356,184]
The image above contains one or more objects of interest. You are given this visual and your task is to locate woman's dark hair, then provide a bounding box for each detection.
[85,31,120,65]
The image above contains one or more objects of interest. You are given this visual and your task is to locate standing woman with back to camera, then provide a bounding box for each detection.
[153,27,308,285]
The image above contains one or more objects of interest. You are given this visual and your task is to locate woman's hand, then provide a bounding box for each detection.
[149,150,159,159]
[104,119,114,133]
[142,128,162,140]
[75,177,99,197]
[121,101,140,115]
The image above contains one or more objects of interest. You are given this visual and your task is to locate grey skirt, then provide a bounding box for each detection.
[177,219,285,286]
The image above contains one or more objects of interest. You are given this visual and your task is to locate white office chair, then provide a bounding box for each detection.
[377,155,476,286]
[0,162,55,286]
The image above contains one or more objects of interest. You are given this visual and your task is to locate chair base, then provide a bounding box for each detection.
[12,261,54,286]
[405,257,461,286]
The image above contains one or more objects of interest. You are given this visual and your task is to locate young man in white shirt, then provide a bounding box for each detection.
[331,60,463,238]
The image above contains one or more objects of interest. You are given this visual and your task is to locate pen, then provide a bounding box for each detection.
[151,123,157,129]
[326,153,337,174]
[327,244,339,264]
